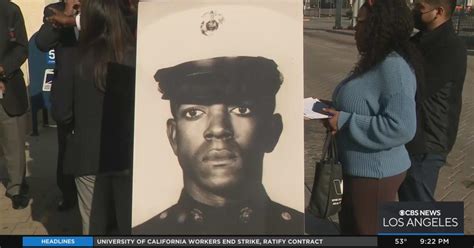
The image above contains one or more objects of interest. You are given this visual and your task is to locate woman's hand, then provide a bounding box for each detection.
[322,108,340,135]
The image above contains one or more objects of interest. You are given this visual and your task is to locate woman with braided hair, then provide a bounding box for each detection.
[322,0,424,235]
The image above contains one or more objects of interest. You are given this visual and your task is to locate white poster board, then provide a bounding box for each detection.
[132,0,304,235]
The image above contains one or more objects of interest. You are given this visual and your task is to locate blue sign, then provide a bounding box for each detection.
[47,49,56,65]
[23,237,93,247]
[28,32,54,109]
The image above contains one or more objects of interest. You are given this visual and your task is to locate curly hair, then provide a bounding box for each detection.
[352,0,424,94]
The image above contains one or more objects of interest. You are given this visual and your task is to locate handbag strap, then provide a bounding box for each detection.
[328,133,339,162]
[321,131,340,162]
[320,131,332,161]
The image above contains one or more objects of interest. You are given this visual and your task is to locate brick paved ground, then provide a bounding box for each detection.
[0,127,82,235]
[303,17,474,235]
[0,17,472,236]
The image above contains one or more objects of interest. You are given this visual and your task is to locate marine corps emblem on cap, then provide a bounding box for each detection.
[200,11,224,36]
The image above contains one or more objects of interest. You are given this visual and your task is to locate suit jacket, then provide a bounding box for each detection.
[35,2,78,124]
[0,0,28,116]
[61,49,136,176]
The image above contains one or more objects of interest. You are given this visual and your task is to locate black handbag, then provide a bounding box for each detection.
[308,131,343,218]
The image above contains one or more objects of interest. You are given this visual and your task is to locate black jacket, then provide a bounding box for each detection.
[406,20,468,156]
[60,50,136,176]
[0,0,28,116]
[62,51,103,176]
[35,2,78,124]
[99,62,135,174]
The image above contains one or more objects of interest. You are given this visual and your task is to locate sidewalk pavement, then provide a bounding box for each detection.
[0,126,82,235]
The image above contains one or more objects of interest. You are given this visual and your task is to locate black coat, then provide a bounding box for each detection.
[61,51,103,176]
[406,20,468,156]
[0,0,28,116]
[99,63,135,174]
[60,50,136,176]
[35,2,78,124]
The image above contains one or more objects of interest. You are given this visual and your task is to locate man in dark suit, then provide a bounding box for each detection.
[0,0,29,210]
[133,56,304,235]
[35,0,80,211]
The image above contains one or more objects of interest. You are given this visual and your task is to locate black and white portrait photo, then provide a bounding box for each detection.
[132,0,304,235]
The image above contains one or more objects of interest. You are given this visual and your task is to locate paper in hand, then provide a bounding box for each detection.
[304,97,330,119]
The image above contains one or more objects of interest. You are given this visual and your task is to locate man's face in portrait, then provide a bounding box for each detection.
[167,100,282,196]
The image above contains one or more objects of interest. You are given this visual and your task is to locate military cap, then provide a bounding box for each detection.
[154,56,283,103]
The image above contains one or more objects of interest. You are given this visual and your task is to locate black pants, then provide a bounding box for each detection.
[57,124,77,203]
[89,172,132,235]
[398,153,446,202]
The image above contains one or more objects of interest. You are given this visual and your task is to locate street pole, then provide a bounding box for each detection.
[351,0,363,29]
[456,0,467,34]
[334,0,343,29]
[318,0,321,18]
[351,0,357,28]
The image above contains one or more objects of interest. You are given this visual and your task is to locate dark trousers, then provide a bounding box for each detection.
[339,171,406,235]
[57,124,77,203]
[398,153,446,202]
[89,172,132,235]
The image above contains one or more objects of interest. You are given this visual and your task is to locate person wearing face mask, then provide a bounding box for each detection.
[398,0,468,202]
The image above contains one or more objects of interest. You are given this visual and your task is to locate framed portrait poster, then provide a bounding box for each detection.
[132,0,304,235]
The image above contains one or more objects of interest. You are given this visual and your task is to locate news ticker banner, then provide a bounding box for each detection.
[378,202,464,235]
[0,236,472,247]
[0,236,468,248]
[20,237,375,247]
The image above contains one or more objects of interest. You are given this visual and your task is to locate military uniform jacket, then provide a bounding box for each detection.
[133,186,304,235]
[0,0,28,116]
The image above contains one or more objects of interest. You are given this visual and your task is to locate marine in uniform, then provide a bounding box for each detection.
[133,56,304,235]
